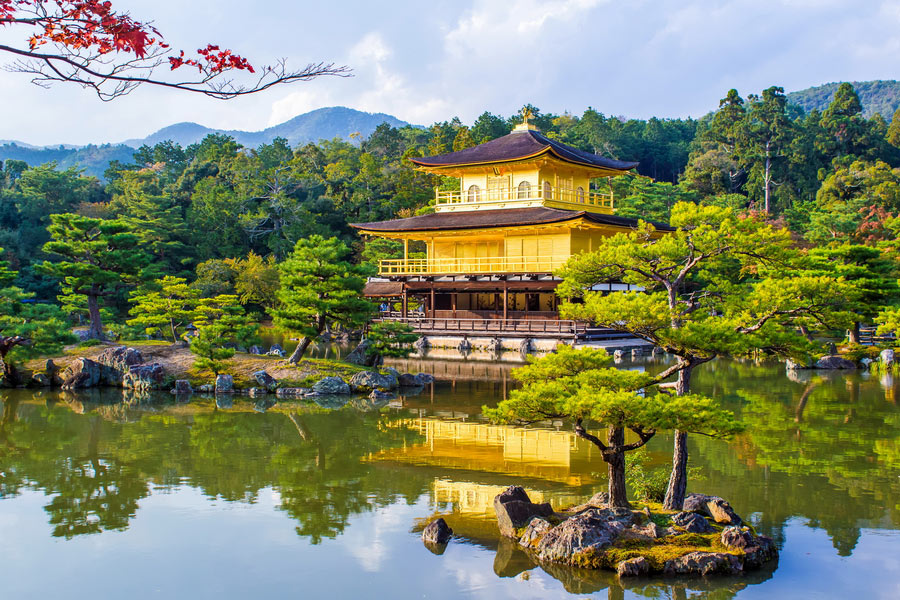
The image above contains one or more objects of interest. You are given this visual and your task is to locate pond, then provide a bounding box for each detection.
[0,355,898,599]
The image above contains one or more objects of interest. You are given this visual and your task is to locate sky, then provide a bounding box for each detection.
[2,0,899,146]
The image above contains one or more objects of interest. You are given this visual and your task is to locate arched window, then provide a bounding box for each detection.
[576,186,585,203]
[517,180,531,199]
[543,180,553,200]
[467,184,481,203]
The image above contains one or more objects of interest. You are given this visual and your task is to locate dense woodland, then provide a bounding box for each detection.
[2,83,900,339]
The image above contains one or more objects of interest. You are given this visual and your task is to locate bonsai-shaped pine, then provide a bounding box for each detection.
[557,202,853,509]
[38,214,150,340]
[364,321,420,366]
[484,346,743,508]
[0,249,75,384]
[189,295,257,376]
[275,236,375,364]
[127,276,201,343]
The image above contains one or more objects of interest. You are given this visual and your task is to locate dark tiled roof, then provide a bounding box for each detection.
[409,129,639,171]
[351,207,674,233]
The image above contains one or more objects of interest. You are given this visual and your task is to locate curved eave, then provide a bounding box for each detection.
[410,146,638,174]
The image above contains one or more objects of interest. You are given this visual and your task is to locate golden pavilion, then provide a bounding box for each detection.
[352,115,671,342]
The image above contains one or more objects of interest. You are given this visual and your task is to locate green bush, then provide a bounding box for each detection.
[75,338,102,348]
[840,343,881,362]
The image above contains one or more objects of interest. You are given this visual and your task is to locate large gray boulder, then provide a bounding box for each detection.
[173,380,193,395]
[345,339,377,366]
[61,358,104,389]
[518,516,552,549]
[671,511,715,533]
[616,556,650,577]
[422,518,453,545]
[349,370,398,392]
[252,370,278,392]
[682,493,742,526]
[881,348,894,366]
[663,552,742,576]
[720,526,755,550]
[815,355,856,370]
[215,374,234,394]
[493,486,554,537]
[535,509,621,564]
[97,346,144,372]
[313,376,351,395]
[123,363,165,391]
[740,534,778,569]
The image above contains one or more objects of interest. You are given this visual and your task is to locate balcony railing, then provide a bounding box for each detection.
[379,255,568,276]
[435,185,613,212]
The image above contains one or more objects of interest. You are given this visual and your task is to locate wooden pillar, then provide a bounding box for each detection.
[451,293,457,317]
[430,286,436,319]
[401,288,408,319]
[503,283,508,323]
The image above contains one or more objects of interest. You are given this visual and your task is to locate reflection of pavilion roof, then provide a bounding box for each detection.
[352,207,675,234]
[409,129,638,172]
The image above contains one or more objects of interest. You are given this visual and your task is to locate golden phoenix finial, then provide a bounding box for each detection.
[522,106,533,126]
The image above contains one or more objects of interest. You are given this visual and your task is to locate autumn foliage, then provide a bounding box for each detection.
[0,0,346,99]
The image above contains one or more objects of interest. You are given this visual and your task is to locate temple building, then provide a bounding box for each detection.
[352,115,672,343]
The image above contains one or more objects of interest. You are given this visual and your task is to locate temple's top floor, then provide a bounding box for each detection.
[409,122,638,214]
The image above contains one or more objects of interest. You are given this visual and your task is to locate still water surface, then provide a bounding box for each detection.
[0,355,898,599]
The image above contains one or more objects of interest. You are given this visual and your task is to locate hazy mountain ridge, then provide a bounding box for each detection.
[123,106,412,148]
[0,106,412,178]
[786,80,900,118]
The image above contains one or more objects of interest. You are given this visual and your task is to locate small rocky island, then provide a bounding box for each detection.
[491,486,777,577]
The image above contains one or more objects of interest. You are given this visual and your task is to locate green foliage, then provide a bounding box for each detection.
[366,321,419,359]
[625,449,702,502]
[558,203,853,361]
[231,251,280,309]
[484,346,741,438]
[38,213,150,338]
[189,294,258,375]
[127,275,201,342]
[274,235,374,361]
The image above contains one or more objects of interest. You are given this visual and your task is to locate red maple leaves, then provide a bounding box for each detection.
[1,0,254,74]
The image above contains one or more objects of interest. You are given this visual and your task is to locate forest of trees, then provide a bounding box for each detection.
[2,83,900,341]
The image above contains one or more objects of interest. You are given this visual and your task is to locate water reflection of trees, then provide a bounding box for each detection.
[0,394,426,543]
[683,360,900,557]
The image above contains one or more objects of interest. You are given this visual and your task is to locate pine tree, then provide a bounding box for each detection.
[127,276,201,343]
[0,248,75,384]
[38,214,150,340]
[274,235,375,363]
[189,294,257,375]
[484,346,742,508]
[557,203,853,509]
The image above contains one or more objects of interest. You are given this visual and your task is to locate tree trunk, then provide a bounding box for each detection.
[606,426,630,508]
[170,319,179,344]
[663,364,693,510]
[849,321,860,344]
[288,337,313,364]
[87,290,106,340]
[663,431,688,510]
[763,140,772,214]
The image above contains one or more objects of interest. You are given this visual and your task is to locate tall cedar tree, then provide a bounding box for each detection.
[127,276,201,343]
[275,236,375,363]
[39,214,150,340]
[558,203,853,509]
[484,346,743,508]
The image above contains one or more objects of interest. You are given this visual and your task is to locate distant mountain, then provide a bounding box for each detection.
[787,80,900,118]
[0,106,412,179]
[0,143,135,178]
[122,106,412,148]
